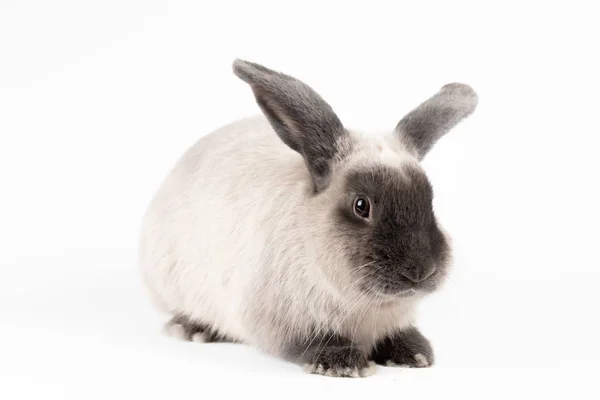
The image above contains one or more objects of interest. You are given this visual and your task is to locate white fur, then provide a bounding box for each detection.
[384,354,430,368]
[304,361,377,378]
[414,353,429,367]
[164,322,186,341]
[139,115,422,358]
[191,333,206,343]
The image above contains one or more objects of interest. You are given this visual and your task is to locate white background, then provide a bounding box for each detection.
[1,0,599,398]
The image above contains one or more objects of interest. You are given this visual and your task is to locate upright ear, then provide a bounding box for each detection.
[396,83,478,160]
[233,59,348,192]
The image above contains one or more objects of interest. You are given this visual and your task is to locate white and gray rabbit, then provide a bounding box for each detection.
[138,59,477,377]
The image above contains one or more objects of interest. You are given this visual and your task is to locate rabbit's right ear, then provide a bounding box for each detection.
[233,59,348,193]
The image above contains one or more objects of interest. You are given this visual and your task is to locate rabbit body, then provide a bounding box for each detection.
[140,115,418,355]
[139,59,477,377]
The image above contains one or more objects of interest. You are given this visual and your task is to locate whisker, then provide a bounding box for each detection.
[299,262,381,359]
[313,290,370,360]
[338,266,379,294]
[351,292,377,347]
[353,260,376,272]
[299,288,366,358]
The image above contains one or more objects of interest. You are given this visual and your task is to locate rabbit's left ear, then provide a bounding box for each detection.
[233,59,347,192]
[396,83,478,160]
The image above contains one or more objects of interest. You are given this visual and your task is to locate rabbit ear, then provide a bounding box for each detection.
[233,59,347,192]
[396,83,478,160]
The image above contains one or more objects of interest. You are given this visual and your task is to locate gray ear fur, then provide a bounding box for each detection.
[232,59,347,192]
[396,83,478,159]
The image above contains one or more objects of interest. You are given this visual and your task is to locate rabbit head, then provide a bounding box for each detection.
[233,59,477,302]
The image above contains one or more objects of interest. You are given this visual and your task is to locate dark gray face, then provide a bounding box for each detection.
[334,164,450,297]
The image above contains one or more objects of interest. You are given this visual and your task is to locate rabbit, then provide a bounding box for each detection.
[138,59,477,378]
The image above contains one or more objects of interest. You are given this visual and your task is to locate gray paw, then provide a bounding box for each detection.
[164,321,187,340]
[164,314,237,343]
[304,361,376,378]
[371,326,435,368]
[384,352,431,368]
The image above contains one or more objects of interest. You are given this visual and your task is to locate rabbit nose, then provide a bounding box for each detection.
[401,266,437,283]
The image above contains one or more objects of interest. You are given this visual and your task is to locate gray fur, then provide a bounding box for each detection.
[288,332,369,368]
[396,82,478,159]
[371,326,434,367]
[170,314,238,343]
[287,332,376,377]
[333,164,451,296]
[233,59,351,192]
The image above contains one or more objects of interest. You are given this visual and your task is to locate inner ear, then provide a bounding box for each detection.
[233,59,349,192]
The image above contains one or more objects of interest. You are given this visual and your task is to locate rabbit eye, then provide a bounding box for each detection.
[353,196,371,219]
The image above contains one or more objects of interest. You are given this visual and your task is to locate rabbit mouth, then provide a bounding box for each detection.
[375,285,418,298]
[380,288,418,299]
[359,265,442,299]
[393,288,417,297]
[360,278,418,298]
[360,286,419,306]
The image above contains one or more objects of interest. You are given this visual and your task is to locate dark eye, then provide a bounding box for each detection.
[353,196,371,219]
